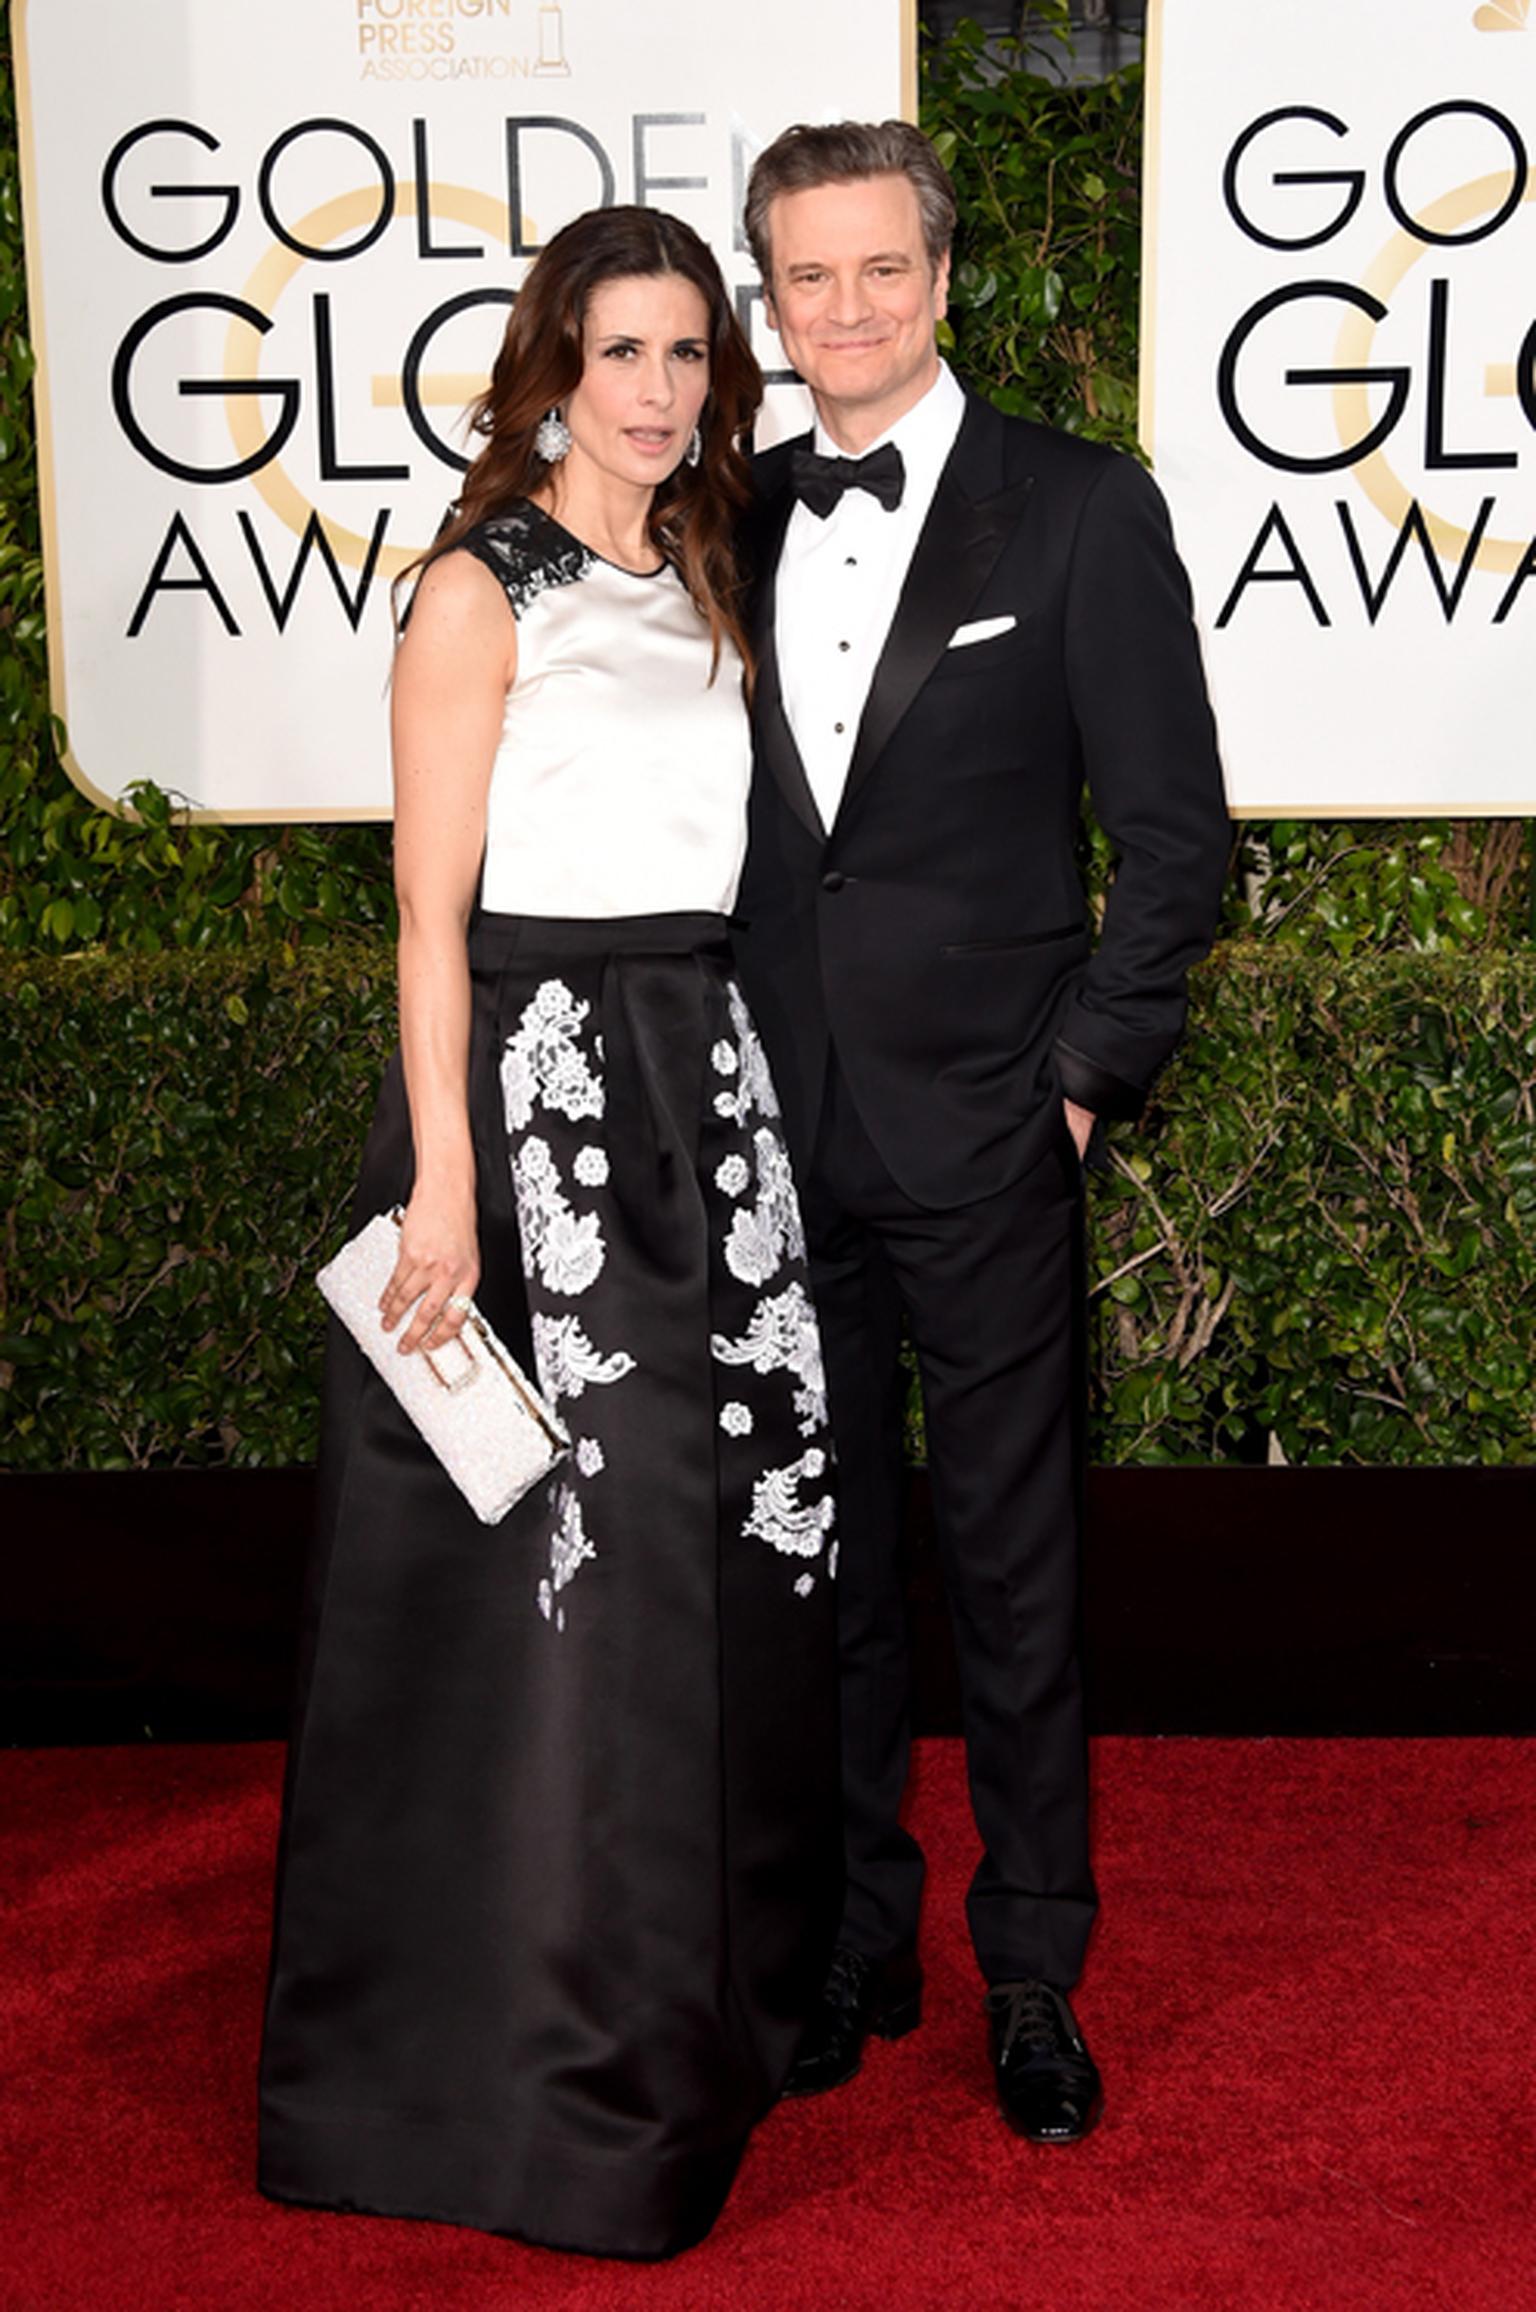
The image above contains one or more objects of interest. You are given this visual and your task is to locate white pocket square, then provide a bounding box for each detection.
[947,614,1017,649]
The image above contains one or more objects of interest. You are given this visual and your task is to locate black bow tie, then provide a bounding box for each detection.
[789,441,906,519]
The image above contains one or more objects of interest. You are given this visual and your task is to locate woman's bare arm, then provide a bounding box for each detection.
[380,550,517,1354]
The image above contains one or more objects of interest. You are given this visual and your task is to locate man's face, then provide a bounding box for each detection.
[762,173,949,449]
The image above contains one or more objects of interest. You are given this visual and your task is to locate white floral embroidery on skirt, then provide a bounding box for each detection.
[504,970,835,1629]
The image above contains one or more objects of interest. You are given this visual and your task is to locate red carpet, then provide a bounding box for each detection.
[3,1738,1533,2312]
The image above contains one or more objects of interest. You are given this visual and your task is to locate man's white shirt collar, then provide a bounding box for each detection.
[810,358,966,501]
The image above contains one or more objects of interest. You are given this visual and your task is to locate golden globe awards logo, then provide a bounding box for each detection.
[1143,0,1536,814]
[103,15,759,632]
[354,0,574,83]
[16,0,905,818]
[106,121,521,621]
[1212,93,1536,632]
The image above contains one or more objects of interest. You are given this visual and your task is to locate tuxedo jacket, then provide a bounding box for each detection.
[731,390,1232,1211]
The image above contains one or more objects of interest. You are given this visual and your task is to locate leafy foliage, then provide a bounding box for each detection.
[924,6,1142,443]
[1,945,394,1467]
[1089,950,1536,1465]
[1220,818,1531,956]
[4,944,1530,1469]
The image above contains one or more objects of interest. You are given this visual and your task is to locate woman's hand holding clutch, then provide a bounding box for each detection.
[379,1180,481,1355]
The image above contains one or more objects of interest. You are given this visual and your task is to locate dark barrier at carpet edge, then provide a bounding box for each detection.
[2,1466,1534,1744]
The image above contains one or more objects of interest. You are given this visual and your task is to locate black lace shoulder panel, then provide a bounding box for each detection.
[461,503,593,617]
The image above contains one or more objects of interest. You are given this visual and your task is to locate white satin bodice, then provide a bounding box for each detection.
[461,503,750,919]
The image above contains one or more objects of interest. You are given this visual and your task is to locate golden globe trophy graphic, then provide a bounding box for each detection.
[534,1,571,75]
[1473,1,1528,27]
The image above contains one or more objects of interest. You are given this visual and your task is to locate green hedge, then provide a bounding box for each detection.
[1095,949,1536,1465]
[1,946,393,1468]
[4,945,1531,1470]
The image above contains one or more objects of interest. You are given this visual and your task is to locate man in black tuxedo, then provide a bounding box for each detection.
[732,121,1230,2141]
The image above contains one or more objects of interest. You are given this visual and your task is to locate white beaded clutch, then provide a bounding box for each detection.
[317,1209,568,1525]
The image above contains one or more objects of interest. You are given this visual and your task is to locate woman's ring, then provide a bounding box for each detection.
[446,1294,473,1313]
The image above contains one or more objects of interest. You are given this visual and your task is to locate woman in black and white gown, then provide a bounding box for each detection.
[258,206,840,2262]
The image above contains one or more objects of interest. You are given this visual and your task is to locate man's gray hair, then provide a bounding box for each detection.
[744,120,958,280]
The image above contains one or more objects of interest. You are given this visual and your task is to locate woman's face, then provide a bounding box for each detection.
[562,271,712,491]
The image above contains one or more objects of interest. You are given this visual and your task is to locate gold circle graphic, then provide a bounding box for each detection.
[1334,168,1536,574]
[223,183,521,577]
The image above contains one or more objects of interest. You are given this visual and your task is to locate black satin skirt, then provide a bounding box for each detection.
[258,911,842,2259]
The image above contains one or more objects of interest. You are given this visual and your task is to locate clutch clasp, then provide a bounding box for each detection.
[423,1329,480,1394]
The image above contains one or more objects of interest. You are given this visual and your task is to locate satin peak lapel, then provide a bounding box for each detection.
[839,450,1034,823]
[752,471,826,845]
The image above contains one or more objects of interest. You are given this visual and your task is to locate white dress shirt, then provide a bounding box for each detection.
[775,360,967,832]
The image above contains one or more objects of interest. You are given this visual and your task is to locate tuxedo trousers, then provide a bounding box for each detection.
[801,1054,1098,1991]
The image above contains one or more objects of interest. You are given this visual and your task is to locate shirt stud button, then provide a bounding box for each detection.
[833,721,845,734]
[838,640,851,652]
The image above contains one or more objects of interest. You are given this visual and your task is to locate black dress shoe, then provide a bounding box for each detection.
[781,1945,923,2098]
[986,1980,1103,2143]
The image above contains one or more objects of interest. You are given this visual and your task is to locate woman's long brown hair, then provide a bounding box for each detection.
[414,206,762,678]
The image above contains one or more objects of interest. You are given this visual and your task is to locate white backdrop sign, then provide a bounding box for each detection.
[16,0,914,820]
[1143,0,1536,814]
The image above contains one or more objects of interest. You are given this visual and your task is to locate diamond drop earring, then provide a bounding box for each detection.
[535,408,572,463]
[685,424,703,468]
